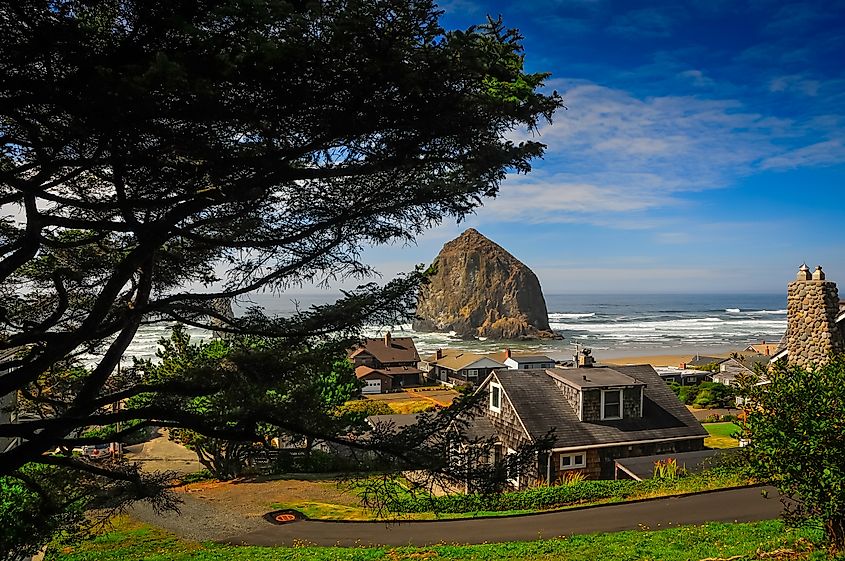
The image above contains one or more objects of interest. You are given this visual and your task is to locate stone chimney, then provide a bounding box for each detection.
[577,348,595,368]
[384,331,392,347]
[786,264,844,368]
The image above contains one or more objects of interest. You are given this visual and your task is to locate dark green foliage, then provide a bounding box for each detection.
[1,0,561,554]
[672,382,735,408]
[1,0,560,474]
[388,477,720,514]
[136,326,362,480]
[0,462,177,561]
[744,355,845,551]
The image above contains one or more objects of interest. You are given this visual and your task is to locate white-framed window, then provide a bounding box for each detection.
[601,389,623,420]
[489,382,502,412]
[467,368,478,378]
[560,452,586,470]
[506,447,520,486]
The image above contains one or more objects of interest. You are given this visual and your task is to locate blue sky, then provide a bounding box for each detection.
[357,0,845,294]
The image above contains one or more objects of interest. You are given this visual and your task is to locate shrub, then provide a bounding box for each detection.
[338,400,393,417]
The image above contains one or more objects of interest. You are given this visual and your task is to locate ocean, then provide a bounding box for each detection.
[123,293,787,364]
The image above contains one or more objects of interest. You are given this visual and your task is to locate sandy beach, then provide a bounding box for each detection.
[603,352,732,367]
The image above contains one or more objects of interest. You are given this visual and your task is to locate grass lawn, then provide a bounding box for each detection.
[45,517,833,561]
[704,422,741,449]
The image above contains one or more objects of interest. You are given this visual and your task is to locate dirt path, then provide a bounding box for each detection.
[123,429,201,475]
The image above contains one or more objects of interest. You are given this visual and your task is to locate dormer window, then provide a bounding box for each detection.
[601,389,622,420]
[490,382,502,412]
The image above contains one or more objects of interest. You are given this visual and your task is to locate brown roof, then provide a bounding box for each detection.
[350,335,419,365]
[355,364,423,379]
[424,349,506,372]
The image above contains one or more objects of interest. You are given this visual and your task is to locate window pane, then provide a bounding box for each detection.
[575,454,584,465]
[562,456,571,466]
[491,386,501,408]
[604,390,621,418]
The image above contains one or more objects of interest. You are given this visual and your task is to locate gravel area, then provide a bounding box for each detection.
[129,491,265,542]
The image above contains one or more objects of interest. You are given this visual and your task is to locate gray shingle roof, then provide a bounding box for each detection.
[491,365,707,449]
[685,356,728,367]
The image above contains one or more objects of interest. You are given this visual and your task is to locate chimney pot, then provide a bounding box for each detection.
[797,263,811,280]
[813,265,826,281]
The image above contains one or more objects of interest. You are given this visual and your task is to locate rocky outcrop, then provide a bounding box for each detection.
[413,229,557,340]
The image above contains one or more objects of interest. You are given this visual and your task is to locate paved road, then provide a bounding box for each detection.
[224,486,782,547]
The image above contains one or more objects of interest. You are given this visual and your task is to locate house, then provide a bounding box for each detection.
[420,349,506,385]
[654,366,713,386]
[488,349,556,370]
[682,355,728,369]
[466,362,707,487]
[744,341,779,356]
[349,332,422,394]
[712,353,769,386]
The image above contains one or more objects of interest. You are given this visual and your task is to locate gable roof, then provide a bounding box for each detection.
[487,365,707,450]
[350,335,419,364]
[427,350,506,372]
[685,355,728,367]
[355,365,422,379]
[505,354,555,364]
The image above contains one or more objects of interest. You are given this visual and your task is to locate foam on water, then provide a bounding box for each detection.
[106,293,788,364]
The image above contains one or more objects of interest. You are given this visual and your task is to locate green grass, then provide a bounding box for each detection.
[45,517,834,561]
[705,422,741,449]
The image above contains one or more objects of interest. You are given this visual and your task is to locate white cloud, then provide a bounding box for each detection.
[491,79,845,223]
[761,139,845,170]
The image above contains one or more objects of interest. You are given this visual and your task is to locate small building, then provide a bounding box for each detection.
[463,363,707,487]
[654,366,712,386]
[349,333,422,394]
[420,350,506,385]
[682,355,728,370]
[712,353,769,386]
[744,341,779,356]
[488,349,556,370]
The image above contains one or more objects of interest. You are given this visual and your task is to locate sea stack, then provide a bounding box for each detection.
[414,228,556,340]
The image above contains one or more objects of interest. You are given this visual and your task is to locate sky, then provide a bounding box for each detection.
[348,0,845,294]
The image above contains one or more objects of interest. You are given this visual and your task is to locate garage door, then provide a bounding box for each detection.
[362,379,381,394]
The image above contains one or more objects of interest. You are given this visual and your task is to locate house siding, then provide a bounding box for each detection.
[602,438,706,479]
[486,385,531,451]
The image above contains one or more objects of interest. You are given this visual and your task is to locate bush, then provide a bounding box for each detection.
[391,479,648,513]
[692,382,735,409]
[338,400,393,417]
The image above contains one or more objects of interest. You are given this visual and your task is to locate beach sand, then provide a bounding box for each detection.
[602,353,732,367]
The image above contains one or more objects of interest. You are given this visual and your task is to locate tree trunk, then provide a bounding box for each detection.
[826,516,845,553]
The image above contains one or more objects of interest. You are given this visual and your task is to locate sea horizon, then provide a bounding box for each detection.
[120,292,788,365]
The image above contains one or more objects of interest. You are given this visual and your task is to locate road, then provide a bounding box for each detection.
[223,485,782,547]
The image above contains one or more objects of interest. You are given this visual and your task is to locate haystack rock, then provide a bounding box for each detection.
[413,229,557,340]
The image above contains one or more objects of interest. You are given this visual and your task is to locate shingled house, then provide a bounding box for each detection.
[466,363,707,487]
[349,333,422,394]
[419,350,506,385]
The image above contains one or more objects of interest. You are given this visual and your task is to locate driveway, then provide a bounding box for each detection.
[223,485,782,547]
